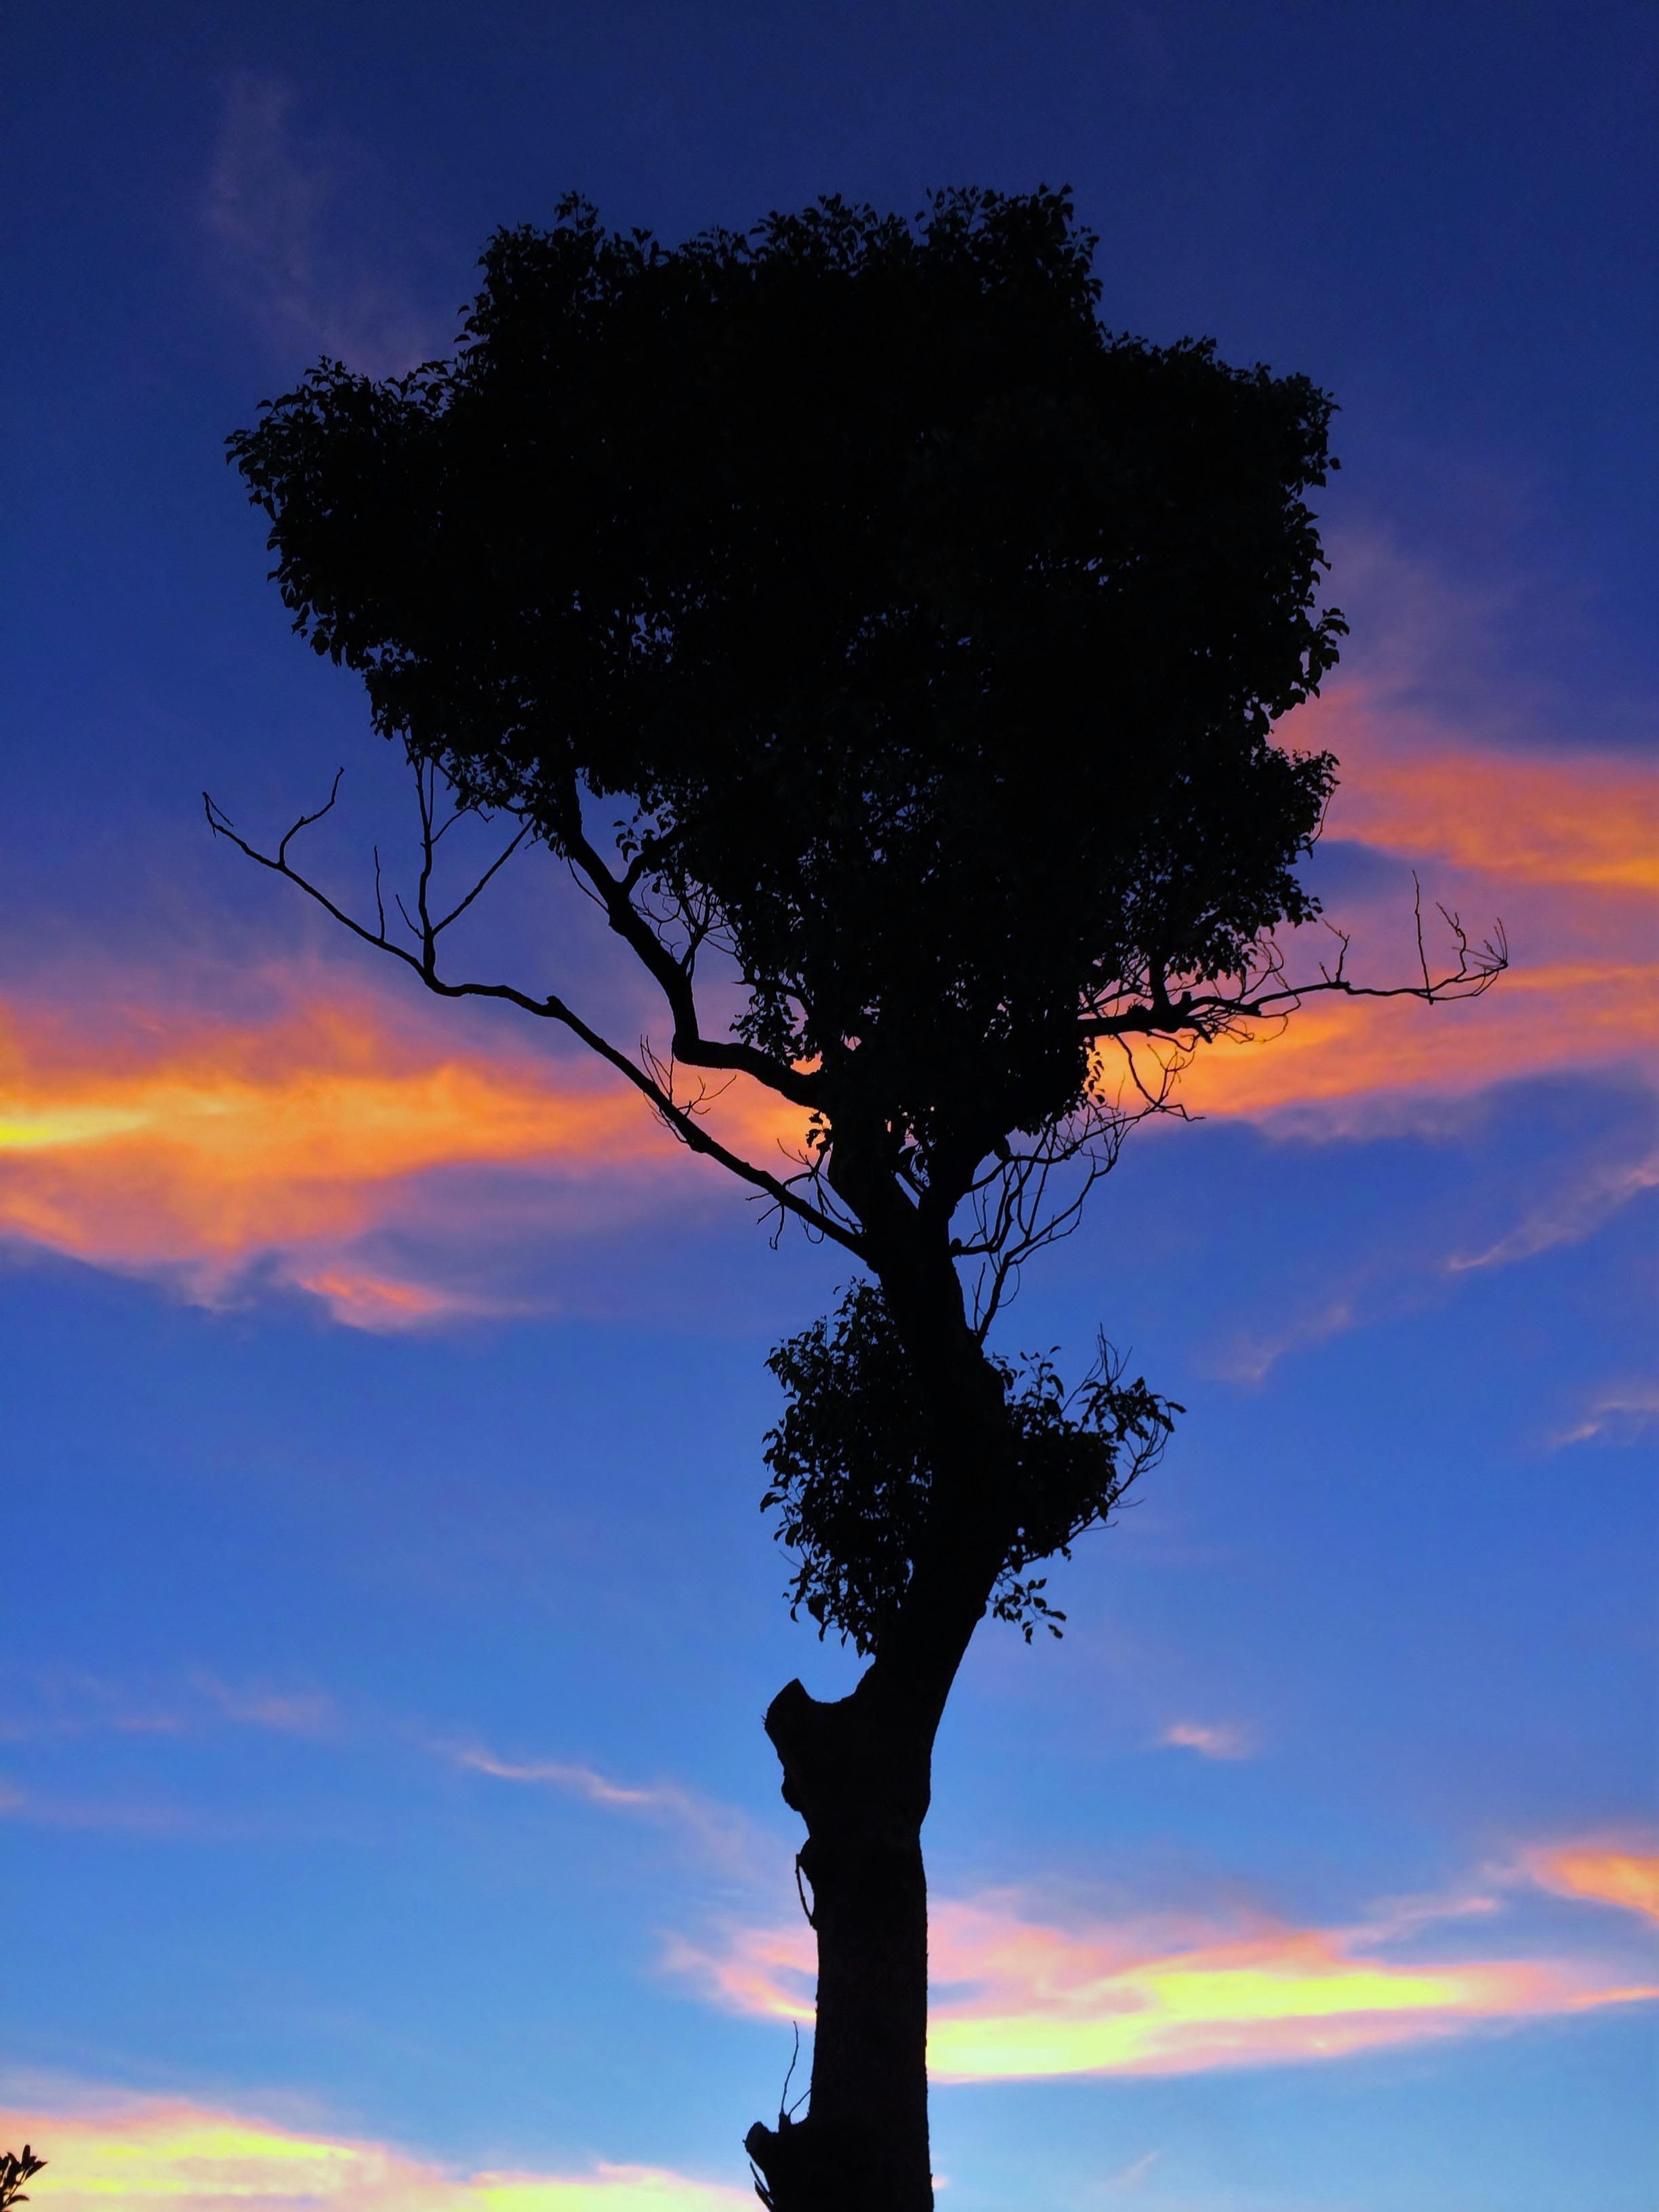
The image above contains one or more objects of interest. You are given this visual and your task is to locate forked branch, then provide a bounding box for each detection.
[203,778,866,1256]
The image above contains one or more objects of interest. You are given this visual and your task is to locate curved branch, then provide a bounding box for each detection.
[546,779,823,1113]
[203,785,867,1256]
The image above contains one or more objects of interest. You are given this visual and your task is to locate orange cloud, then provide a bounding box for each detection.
[0,981,804,1322]
[1147,959,1659,1123]
[1530,1847,1659,1927]
[3,699,1654,1319]
[1128,683,1658,1126]
[675,1890,1655,2081]
[1304,687,1659,894]
[0,2097,751,2211]
[0,991,653,1258]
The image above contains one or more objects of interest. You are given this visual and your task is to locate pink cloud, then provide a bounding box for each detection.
[672,1881,1656,2083]
[1159,1721,1255,1761]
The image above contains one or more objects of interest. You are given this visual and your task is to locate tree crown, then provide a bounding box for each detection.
[229,186,1343,1200]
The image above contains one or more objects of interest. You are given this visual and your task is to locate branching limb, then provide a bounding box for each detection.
[203,781,867,1255]
[953,1097,1144,1341]
[539,771,823,1111]
[1080,900,1509,1048]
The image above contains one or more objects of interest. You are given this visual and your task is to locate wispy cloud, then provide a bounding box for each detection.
[1158,1721,1255,1761]
[203,76,445,374]
[0,1667,338,1748]
[1102,2150,1161,2191]
[193,1675,337,1738]
[1551,1382,1659,1448]
[0,2095,751,2211]
[1449,1146,1659,1272]
[1164,958,1659,1126]
[443,1741,773,1885]
[672,1877,1657,2082]
[1310,687,1659,895]
[3,628,1656,1331]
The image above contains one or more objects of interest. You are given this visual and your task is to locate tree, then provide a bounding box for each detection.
[217,188,1503,2212]
[0,2148,45,2210]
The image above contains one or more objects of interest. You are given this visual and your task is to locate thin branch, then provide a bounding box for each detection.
[1078,907,1508,1048]
[203,783,867,1256]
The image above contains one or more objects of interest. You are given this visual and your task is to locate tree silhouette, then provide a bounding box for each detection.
[0,2148,45,2209]
[218,188,1503,2212]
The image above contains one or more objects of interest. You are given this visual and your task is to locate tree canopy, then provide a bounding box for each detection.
[229,186,1345,1210]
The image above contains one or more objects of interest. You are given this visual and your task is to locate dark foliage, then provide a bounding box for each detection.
[228,186,1340,1182]
[762,1282,1178,1654]
[0,2149,43,2210]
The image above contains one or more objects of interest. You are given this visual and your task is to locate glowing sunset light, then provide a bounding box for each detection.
[0,2099,754,2211]
[674,1891,1657,2082]
[1532,1847,1659,1927]
[0,985,802,1307]
[1305,688,1659,893]
[1155,960,1659,1122]
[4,697,1657,1319]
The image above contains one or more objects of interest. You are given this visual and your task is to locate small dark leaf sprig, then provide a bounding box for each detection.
[0,2147,45,2209]
[761,1280,1179,1654]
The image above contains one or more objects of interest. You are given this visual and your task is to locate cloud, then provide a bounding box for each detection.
[1449,1145,1659,1272]
[1158,959,1659,1126]
[203,76,444,374]
[1143,661,1659,1130]
[194,1677,337,1738]
[0,2096,751,2211]
[0,977,800,1327]
[1528,1845,1659,1927]
[673,1885,1656,2083]
[4,661,1656,1330]
[444,1742,772,1885]
[1551,1382,1659,1448]
[0,1668,337,1746]
[1159,1721,1254,1761]
[1307,685,1659,895]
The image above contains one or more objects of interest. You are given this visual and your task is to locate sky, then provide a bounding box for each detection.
[1,5,1655,2208]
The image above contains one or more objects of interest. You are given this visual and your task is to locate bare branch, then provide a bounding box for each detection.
[1079,902,1509,1050]
[203,781,867,1256]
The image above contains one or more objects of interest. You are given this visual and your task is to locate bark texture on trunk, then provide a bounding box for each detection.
[744,1673,937,2212]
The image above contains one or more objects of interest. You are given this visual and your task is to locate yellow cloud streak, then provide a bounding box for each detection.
[679,1893,1656,2083]
[0,2100,752,2211]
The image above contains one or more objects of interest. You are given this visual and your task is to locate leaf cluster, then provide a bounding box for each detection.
[761,1282,1178,1654]
[228,186,1340,1183]
[0,2149,43,2210]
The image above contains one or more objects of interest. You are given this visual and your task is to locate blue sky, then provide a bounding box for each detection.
[1,7,1655,2209]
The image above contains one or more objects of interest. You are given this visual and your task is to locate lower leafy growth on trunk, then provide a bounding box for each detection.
[745,1282,1176,2209]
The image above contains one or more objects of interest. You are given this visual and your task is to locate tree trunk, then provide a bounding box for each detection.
[743,1670,937,2212]
[743,1180,1013,2208]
